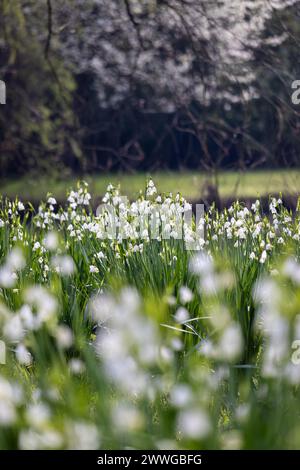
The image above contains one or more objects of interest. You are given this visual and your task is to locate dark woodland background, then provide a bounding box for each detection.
[1,0,300,179]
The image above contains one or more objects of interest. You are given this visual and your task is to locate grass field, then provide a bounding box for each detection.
[1,169,300,202]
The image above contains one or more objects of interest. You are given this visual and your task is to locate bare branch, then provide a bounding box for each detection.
[45,0,52,58]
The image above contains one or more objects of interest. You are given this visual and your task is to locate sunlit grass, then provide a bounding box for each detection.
[1,169,300,202]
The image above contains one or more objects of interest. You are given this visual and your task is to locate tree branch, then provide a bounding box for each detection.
[45,0,52,58]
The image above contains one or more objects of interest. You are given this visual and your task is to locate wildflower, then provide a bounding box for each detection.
[112,404,144,432]
[51,255,75,276]
[69,358,85,375]
[166,295,176,306]
[47,197,57,205]
[179,286,194,304]
[171,337,183,351]
[283,258,300,284]
[19,429,63,450]
[89,265,99,274]
[26,403,50,428]
[177,408,211,440]
[189,252,213,276]
[90,293,115,324]
[0,401,16,426]
[235,404,250,424]
[199,339,214,358]
[218,324,243,361]
[55,325,73,349]
[97,251,106,260]
[259,250,267,264]
[19,304,36,330]
[43,232,59,251]
[17,201,25,211]
[0,266,16,288]
[15,344,32,366]
[24,286,58,324]
[146,179,157,197]
[3,315,24,342]
[0,377,18,426]
[66,421,100,450]
[170,385,193,408]
[174,307,189,324]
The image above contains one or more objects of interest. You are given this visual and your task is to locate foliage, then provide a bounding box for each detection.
[1,1,300,174]
[0,0,77,177]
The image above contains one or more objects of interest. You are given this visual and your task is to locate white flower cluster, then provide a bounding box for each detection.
[1,181,300,449]
[92,287,169,397]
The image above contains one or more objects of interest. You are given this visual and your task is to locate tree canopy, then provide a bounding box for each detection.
[1,0,300,175]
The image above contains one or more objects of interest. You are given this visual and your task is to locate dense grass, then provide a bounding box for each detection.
[1,169,300,202]
[1,180,300,449]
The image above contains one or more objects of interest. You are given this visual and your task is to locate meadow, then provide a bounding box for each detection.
[2,169,300,202]
[1,179,300,449]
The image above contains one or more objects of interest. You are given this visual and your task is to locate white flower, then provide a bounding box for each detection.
[283,258,300,284]
[218,324,243,361]
[179,286,194,304]
[177,408,211,439]
[47,197,57,205]
[166,295,176,306]
[15,344,32,366]
[237,227,247,239]
[43,232,59,251]
[199,339,214,358]
[160,346,174,364]
[26,403,50,427]
[235,404,250,424]
[3,315,24,342]
[24,286,57,324]
[7,248,25,271]
[0,401,16,425]
[189,252,213,275]
[97,251,106,260]
[0,267,16,288]
[19,305,36,330]
[174,307,189,324]
[19,429,63,450]
[146,179,157,197]
[69,358,85,375]
[66,421,100,450]
[90,293,115,324]
[259,250,267,264]
[89,265,99,273]
[170,385,193,408]
[51,255,75,276]
[55,325,73,349]
[17,201,25,211]
[33,242,41,251]
[112,404,144,432]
